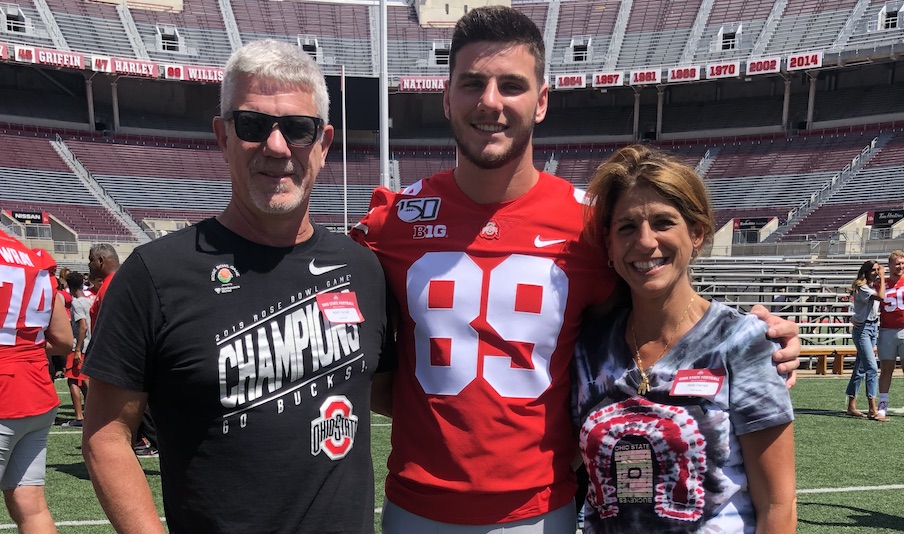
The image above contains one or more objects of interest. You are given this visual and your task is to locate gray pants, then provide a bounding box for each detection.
[382,499,576,534]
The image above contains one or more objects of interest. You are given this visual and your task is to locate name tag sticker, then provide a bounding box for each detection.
[315,292,364,324]
[670,368,726,397]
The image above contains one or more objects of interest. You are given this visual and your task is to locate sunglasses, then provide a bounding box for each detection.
[227,110,323,147]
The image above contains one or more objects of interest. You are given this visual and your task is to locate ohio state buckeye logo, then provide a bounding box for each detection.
[311,395,359,460]
[479,220,500,240]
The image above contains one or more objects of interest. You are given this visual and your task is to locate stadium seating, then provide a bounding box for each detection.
[5,0,904,252]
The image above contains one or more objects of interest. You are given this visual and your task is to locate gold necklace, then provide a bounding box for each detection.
[630,295,696,396]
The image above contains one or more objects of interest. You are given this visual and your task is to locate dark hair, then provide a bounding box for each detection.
[587,144,715,250]
[65,271,84,292]
[850,260,879,292]
[449,6,545,82]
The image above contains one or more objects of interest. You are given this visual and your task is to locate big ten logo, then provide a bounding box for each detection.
[747,59,778,73]
[166,65,183,79]
[396,197,441,223]
[413,224,447,239]
[669,67,698,81]
[631,70,658,84]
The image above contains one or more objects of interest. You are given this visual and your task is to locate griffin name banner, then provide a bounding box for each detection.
[14,46,84,69]
[0,43,6,60]
[398,77,447,92]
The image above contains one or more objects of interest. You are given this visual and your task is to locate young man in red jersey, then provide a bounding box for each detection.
[0,231,72,532]
[876,250,904,417]
[352,6,801,532]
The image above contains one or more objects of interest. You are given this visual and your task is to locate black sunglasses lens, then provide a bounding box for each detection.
[234,112,271,142]
[279,117,318,146]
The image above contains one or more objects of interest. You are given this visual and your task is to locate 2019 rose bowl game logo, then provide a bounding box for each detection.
[311,395,359,460]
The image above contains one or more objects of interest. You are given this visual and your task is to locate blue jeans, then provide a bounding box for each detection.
[846,321,879,399]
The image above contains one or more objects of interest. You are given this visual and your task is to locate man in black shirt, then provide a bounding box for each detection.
[82,39,388,534]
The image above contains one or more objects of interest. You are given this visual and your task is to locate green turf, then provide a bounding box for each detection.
[2,377,903,532]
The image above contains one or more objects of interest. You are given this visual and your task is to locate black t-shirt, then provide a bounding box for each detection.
[84,219,387,533]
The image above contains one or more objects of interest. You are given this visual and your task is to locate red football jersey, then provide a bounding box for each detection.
[353,171,616,524]
[0,229,60,418]
[880,276,904,329]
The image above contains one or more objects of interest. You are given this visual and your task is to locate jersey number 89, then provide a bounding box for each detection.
[407,252,567,399]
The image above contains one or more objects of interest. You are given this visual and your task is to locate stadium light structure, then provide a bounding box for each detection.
[379,0,391,189]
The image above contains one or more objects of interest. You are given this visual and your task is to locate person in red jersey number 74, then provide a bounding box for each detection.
[0,231,73,533]
[351,6,802,533]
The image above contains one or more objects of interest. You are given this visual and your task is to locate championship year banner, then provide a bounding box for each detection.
[591,71,624,88]
[787,51,823,71]
[667,66,701,82]
[629,68,660,85]
[745,57,781,76]
[705,61,740,80]
[555,73,585,90]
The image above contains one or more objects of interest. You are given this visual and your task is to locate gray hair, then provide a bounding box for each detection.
[89,243,119,262]
[220,39,330,124]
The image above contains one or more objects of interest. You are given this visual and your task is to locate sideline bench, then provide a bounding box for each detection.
[800,345,868,375]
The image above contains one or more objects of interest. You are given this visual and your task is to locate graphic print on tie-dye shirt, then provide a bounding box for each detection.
[572,300,794,533]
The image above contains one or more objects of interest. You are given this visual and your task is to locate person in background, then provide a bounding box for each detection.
[876,250,904,418]
[845,260,886,420]
[0,230,73,533]
[34,249,68,381]
[61,271,93,429]
[573,145,796,533]
[86,243,119,330]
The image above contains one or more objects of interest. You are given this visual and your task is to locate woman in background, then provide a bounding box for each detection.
[572,145,796,533]
[845,260,887,420]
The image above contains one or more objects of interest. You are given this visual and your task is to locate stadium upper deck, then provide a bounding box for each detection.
[0,0,900,84]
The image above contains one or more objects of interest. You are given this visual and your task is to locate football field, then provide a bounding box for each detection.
[2,377,903,532]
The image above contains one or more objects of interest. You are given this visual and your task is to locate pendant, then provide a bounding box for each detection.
[637,377,649,396]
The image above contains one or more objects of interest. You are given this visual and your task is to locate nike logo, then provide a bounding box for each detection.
[309,260,347,276]
[534,236,566,248]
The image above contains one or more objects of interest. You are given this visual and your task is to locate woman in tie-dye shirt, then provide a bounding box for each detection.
[572,145,796,533]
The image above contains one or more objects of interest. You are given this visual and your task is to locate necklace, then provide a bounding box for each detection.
[630,295,696,396]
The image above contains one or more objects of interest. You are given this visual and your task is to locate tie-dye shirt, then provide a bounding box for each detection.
[572,300,794,534]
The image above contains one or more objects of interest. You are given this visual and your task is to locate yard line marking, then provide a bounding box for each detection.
[798,484,904,494]
[0,518,166,530]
